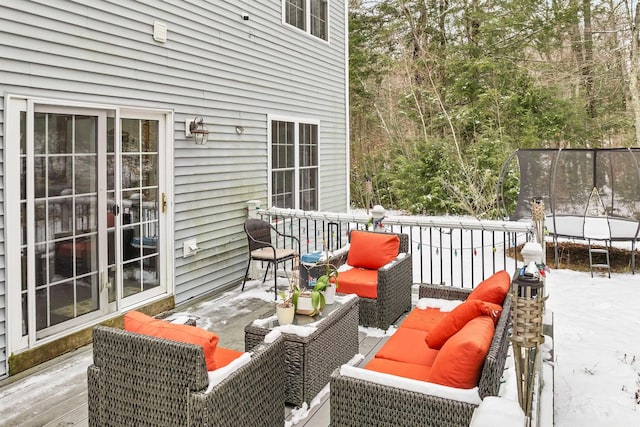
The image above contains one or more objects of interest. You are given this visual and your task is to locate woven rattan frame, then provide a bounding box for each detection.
[330,283,512,427]
[335,231,412,329]
[88,326,286,427]
[244,297,359,406]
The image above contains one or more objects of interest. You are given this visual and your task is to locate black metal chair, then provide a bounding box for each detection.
[242,218,300,299]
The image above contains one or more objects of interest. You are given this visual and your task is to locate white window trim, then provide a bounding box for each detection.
[281,0,331,44]
[267,114,321,210]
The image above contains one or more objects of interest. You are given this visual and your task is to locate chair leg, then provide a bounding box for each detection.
[242,258,252,291]
[262,263,270,283]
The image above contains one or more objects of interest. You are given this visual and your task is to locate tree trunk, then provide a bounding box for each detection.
[582,0,595,118]
[630,2,640,146]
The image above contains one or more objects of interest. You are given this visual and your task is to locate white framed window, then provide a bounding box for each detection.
[269,117,319,210]
[283,0,329,41]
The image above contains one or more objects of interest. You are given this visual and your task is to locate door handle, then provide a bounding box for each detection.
[162,192,167,213]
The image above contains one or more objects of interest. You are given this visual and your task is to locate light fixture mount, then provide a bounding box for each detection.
[188,116,209,145]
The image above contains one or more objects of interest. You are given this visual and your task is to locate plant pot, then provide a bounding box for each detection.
[276,304,295,325]
[296,292,315,315]
[323,284,336,305]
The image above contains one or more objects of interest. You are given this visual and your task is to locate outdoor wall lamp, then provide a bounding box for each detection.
[186,116,209,145]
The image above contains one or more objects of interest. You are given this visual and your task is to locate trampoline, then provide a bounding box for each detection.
[499,148,640,269]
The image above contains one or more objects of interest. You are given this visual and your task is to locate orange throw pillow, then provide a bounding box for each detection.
[346,231,400,270]
[467,270,511,305]
[425,299,502,349]
[124,311,219,371]
[427,316,495,389]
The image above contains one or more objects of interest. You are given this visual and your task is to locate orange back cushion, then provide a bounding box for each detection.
[427,316,495,389]
[347,231,400,270]
[467,270,511,305]
[425,299,502,349]
[124,310,219,371]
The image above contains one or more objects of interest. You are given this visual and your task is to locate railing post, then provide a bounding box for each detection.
[246,200,262,219]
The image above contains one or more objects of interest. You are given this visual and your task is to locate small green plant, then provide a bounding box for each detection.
[298,243,340,316]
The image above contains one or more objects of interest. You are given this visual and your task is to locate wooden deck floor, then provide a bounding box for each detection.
[0,282,396,427]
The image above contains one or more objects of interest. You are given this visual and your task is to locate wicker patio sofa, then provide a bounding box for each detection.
[330,279,512,427]
[87,324,286,427]
[325,230,412,329]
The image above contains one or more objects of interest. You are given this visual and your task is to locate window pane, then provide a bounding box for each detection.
[141,120,158,152]
[286,0,305,31]
[272,120,295,169]
[75,116,97,154]
[310,0,328,40]
[272,170,294,208]
[122,119,140,152]
[299,123,318,167]
[75,155,97,194]
[300,167,318,210]
[48,114,72,154]
[48,156,72,197]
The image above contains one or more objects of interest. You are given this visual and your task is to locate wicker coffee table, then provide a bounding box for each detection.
[244,295,359,406]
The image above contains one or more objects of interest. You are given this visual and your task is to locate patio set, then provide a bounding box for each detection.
[86,220,515,426]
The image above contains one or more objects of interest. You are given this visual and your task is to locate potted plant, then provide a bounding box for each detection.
[295,246,339,314]
[276,260,300,325]
[315,258,339,305]
[276,288,296,325]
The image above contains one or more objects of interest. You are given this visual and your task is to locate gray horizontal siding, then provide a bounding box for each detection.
[0,0,347,308]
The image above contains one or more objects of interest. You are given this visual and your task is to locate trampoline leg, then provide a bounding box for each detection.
[633,241,636,275]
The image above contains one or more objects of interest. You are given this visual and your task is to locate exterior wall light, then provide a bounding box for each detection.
[186,116,209,145]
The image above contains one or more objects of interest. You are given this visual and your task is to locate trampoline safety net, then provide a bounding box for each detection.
[502,148,640,241]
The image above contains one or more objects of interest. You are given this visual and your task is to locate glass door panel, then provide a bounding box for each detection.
[120,118,160,299]
[20,111,105,338]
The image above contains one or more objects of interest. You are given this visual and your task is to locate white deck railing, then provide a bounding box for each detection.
[258,208,533,289]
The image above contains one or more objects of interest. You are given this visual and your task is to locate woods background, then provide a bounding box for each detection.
[348,0,640,217]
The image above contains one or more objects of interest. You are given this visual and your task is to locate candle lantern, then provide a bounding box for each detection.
[511,263,546,423]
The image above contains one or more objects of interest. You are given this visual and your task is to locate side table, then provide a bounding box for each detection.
[244,295,359,406]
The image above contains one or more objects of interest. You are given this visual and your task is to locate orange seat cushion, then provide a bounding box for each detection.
[425,299,502,349]
[347,231,400,270]
[214,346,244,369]
[427,316,495,389]
[399,307,447,332]
[334,268,379,299]
[364,358,432,382]
[375,327,440,366]
[124,310,219,371]
[467,270,511,305]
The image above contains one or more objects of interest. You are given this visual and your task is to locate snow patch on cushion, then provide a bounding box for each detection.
[339,364,482,405]
[206,353,251,393]
[416,297,463,312]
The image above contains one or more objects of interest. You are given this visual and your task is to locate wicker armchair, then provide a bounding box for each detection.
[330,284,512,427]
[334,230,413,329]
[87,325,285,427]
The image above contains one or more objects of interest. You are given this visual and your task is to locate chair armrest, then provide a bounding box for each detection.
[377,253,413,301]
[271,225,300,252]
[330,366,478,426]
[191,336,286,426]
[419,283,472,301]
